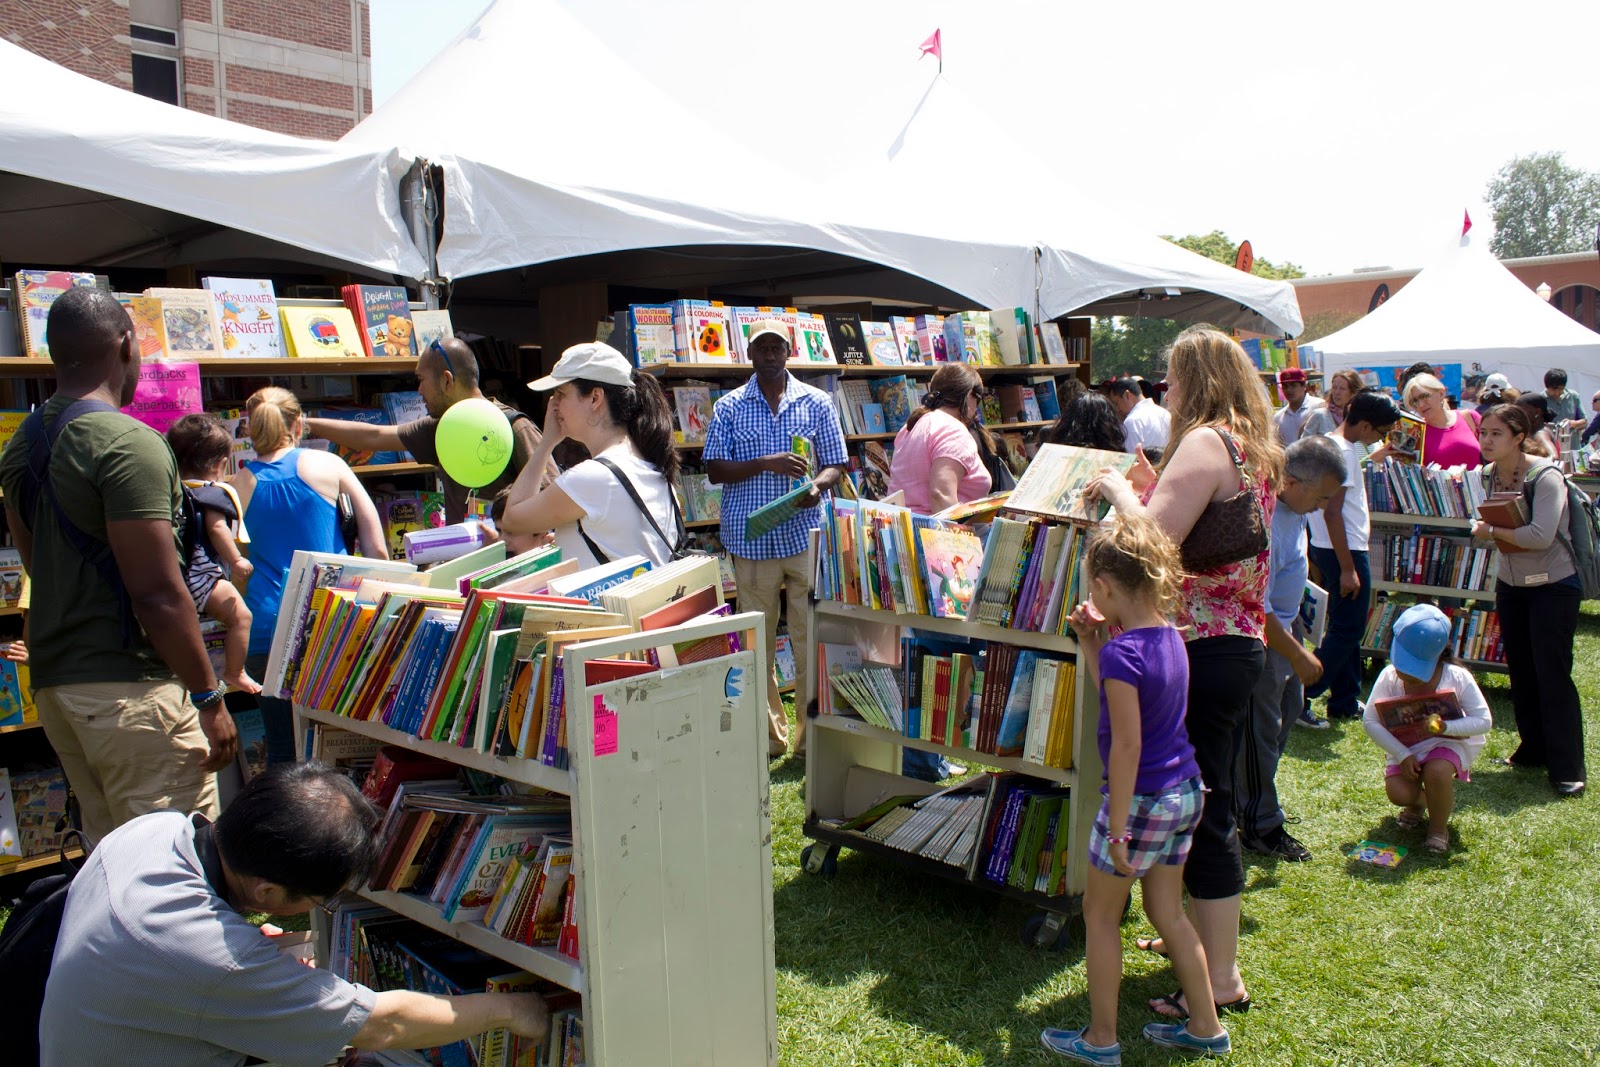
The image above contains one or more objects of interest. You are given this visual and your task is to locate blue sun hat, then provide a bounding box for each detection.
[1390,604,1451,680]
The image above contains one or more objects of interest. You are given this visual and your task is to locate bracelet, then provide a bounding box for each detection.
[192,684,228,711]
[1107,833,1132,845]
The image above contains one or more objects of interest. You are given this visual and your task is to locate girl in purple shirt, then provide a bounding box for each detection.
[1042,514,1228,1063]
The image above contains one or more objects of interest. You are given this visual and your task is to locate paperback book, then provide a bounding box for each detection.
[202,277,283,358]
[1007,443,1136,523]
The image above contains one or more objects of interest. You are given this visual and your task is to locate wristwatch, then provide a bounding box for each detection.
[192,683,228,711]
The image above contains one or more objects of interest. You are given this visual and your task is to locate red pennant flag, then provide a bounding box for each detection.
[919,29,942,64]
[1462,210,1473,236]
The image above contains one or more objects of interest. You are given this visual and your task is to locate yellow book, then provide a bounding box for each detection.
[1047,662,1077,769]
[122,296,170,359]
[320,604,377,709]
[292,588,345,704]
[280,306,364,359]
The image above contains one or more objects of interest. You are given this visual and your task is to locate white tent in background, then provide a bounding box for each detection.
[346,0,1300,334]
[820,75,1304,335]
[0,40,426,279]
[1309,232,1600,401]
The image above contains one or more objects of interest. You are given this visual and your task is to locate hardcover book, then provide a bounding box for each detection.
[342,284,416,358]
[410,309,454,351]
[793,312,837,364]
[889,316,922,364]
[1371,688,1462,748]
[677,301,733,363]
[1037,321,1070,365]
[919,526,985,619]
[860,320,903,365]
[145,288,226,359]
[1476,493,1529,530]
[990,307,1031,365]
[871,375,915,434]
[280,306,364,359]
[914,314,948,364]
[203,277,283,358]
[825,312,869,365]
[672,385,714,444]
[120,296,170,359]
[629,303,677,366]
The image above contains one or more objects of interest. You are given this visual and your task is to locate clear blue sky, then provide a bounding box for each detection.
[370,0,1600,277]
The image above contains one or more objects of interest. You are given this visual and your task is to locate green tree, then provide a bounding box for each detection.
[1485,152,1600,258]
[1090,317,1184,379]
[1163,230,1306,280]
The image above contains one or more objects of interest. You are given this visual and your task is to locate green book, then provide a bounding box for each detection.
[745,482,817,542]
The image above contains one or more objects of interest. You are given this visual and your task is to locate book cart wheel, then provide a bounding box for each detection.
[1021,910,1079,952]
[800,843,838,878]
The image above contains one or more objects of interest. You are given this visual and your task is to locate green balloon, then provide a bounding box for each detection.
[436,397,513,488]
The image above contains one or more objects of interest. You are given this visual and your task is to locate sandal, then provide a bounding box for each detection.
[1396,807,1426,830]
[1149,989,1252,1019]
[1424,831,1449,854]
[1133,935,1168,957]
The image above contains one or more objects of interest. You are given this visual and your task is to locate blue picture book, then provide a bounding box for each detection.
[861,403,887,434]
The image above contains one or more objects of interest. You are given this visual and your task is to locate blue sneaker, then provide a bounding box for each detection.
[1041,1028,1122,1065]
[1142,1021,1230,1055]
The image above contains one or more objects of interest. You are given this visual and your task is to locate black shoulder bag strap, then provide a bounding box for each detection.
[20,398,135,647]
[577,457,686,563]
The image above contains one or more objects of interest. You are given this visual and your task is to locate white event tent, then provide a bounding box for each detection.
[0,40,426,279]
[346,0,1301,335]
[1310,232,1600,401]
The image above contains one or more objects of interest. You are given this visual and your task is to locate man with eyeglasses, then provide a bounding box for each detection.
[305,337,549,525]
[41,762,549,1067]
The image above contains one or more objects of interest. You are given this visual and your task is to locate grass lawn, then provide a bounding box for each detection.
[769,608,1600,1065]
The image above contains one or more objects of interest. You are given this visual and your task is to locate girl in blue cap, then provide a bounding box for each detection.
[1363,604,1493,853]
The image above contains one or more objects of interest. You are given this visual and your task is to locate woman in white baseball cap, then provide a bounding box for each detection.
[499,342,684,568]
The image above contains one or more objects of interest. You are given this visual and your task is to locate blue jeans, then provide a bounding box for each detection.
[1305,546,1371,717]
[902,748,953,781]
[244,652,296,765]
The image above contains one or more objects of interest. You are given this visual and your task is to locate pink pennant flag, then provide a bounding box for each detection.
[1462,210,1473,236]
[919,28,942,64]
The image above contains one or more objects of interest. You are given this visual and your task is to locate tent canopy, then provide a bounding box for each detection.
[347,0,1300,334]
[0,40,426,279]
[1310,232,1600,401]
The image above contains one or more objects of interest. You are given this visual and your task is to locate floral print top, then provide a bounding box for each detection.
[1142,426,1275,642]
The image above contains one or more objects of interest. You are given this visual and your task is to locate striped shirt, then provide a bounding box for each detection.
[703,373,847,560]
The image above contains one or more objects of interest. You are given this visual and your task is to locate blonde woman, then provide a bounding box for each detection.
[1089,326,1284,1019]
[1403,373,1481,468]
[233,387,384,762]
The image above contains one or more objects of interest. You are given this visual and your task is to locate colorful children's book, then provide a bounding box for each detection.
[889,316,921,364]
[860,320,903,365]
[914,315,948,364]
[990,307,1031,365]
[793,312,837,364]
[280,306,364,359]
[790,435,816,492]
[202,277,283,358]
[0,769,20,858]
[1371,689,1463,748]
[145,288,226,359]
[629,303,676,366]
[672,385,714,445]
[120,296,170,359]
[861,403,888,434]
[1387,411,1425,463]
[671,300,732,363]
[410,309,454,351]
[1348,840,1407,867]
[1037,321,1070,365]
[825,312,870,366]
[1007,443,1136,523]
[919,526,985,619]
[871,375,915,434]
[12,270,98,358]
[342,284,416,359]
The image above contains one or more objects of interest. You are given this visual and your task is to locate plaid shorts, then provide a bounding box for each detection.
[1090,774,1206,878]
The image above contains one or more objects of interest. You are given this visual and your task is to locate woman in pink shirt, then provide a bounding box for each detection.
[1404,373,1481,468]
[887,363,993,513]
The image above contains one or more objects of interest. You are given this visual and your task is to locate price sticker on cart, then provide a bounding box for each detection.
[593,694,619,757]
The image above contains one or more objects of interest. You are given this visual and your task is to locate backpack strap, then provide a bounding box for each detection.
[591,456,686,557]
[20,399,136,648]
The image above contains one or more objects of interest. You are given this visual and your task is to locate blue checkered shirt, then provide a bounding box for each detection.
[704,373,847,560]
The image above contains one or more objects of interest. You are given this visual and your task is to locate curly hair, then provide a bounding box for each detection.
[1084,511,1185,618]
[1161,326,1284,488]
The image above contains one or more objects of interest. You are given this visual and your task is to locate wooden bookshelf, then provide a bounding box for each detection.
[0,846,84,875]
[358,886,582,991]
[350,461,437,478]
[0,720,41,735]
[0,356,419,378]
[0,605,23,616]
[1374,582,1495,602]
[1370,512,1476,530]
[684,518,721,530]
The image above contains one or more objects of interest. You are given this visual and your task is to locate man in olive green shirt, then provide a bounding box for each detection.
[0,288,235,843]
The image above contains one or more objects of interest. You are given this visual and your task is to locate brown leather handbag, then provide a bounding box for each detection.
[1179,430,1268,573]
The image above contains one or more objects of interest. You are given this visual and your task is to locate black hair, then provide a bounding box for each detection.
[166,413,233,479]
[1046,392,1126,452]
[573,370,681,483]
[425,337,480,390]
[215,761,381,899]
[1545,368,1568,389]
[1142,446,1164,466]
[1397,361,1435,393]
[45,287,131,369]
[1514,391,1550,430]
[1104,377,1141,398]
[1345,390,1400,430]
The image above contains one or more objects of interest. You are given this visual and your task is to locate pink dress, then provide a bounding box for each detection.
[886,409,992,512]
[1422,409,1482,468]
[1142,427,1275,642]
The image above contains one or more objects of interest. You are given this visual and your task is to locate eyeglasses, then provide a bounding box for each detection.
[305,893,341,919]
[429,338,456,378]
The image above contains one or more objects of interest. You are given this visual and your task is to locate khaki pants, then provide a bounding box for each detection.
[734,550,812,756]
[36,680,220,845]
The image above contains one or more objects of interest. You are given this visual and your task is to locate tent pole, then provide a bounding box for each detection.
[401,159,441,309]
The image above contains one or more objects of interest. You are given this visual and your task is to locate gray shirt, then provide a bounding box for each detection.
[42,812,375,1067]
[1485,461,1576,588]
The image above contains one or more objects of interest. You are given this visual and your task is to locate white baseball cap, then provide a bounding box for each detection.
[746,319,793,350]
[528,342,634,391]
[1484,372,1511,390]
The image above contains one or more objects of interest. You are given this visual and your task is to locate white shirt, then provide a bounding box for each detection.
[554,440,677,569]
[1274,395,1326,445]
[1306,431,1369,551]
[1363,663,1492,769]
[1121,397,1171,454]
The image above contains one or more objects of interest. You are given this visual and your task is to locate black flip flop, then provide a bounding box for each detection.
[1134,936,1169,957]
[1149,990,1252,1019]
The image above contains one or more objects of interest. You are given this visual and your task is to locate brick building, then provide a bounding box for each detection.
[2,0,371,140]
[1296,251,1600,339]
